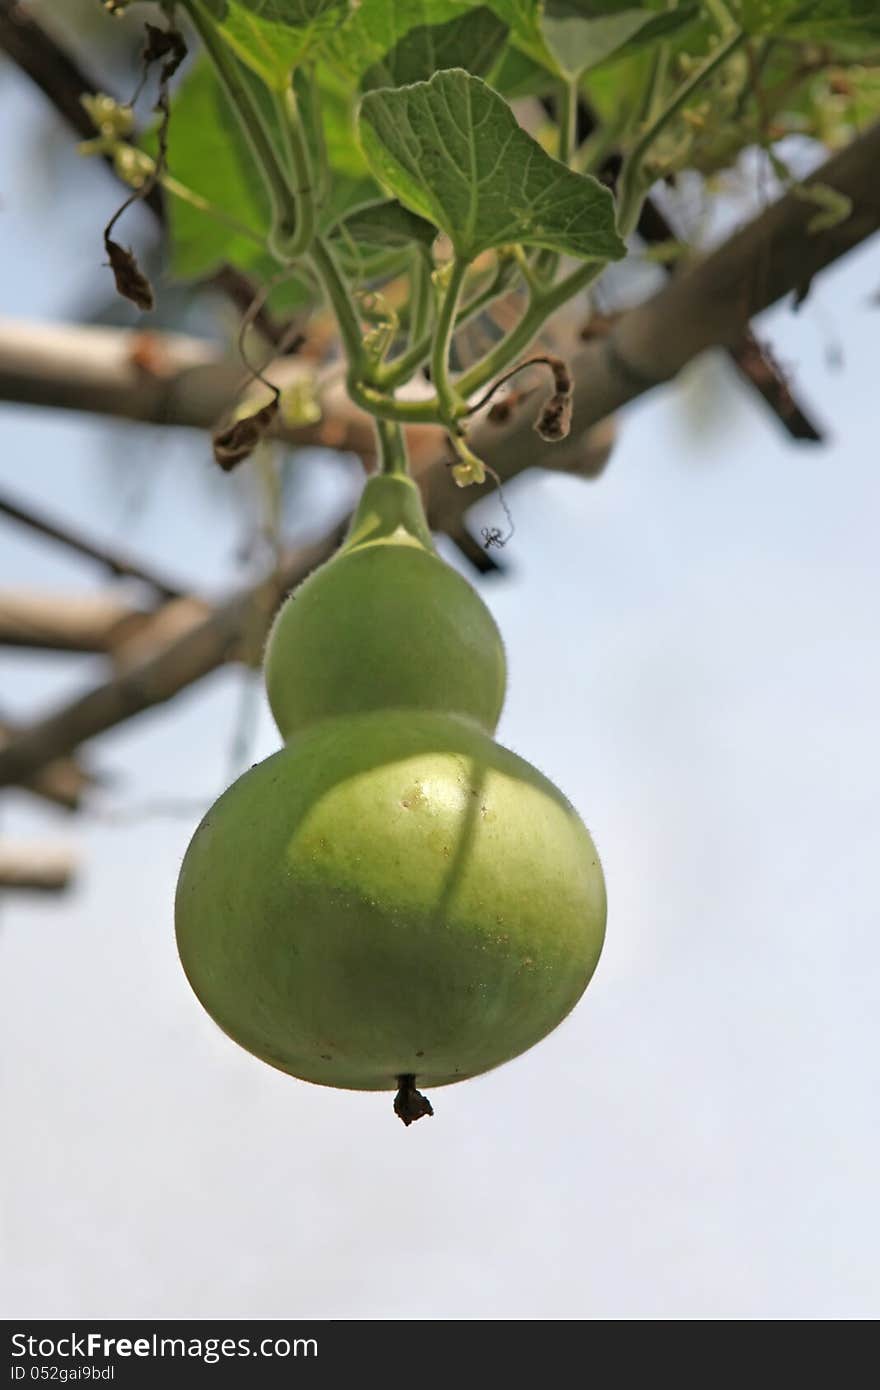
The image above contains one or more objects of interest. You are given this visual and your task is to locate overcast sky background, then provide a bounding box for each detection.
[1,62,878,1321]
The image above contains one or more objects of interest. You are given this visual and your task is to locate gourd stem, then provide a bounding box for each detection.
[374,418,409,478]
[394,1075,433,1126]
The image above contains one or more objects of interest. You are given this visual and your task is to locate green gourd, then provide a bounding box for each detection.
[175,473,606,1123]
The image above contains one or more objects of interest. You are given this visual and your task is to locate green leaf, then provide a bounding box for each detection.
[201,0,352,88]
[358,68,626,263]
[148,56,313,305]
[603,2,701,61]
[330,1,493,82]
[332,199,438,250]
[542,3,700,80]
[484,0,559,72]
[330,200,437,284]
[151,55,271,278]
[361,7,509,91]
[488,43,557,97]
[484,0,698,79]
[540,4,659,79]
[581,4,703,134]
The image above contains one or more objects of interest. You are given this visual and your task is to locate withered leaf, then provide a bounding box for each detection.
[143,23,187,81]
[105,236,154,312]
[534,391,573,442]
[212,397,280,471]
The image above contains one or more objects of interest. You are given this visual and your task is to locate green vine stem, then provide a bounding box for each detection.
[273,80,316,260]
[308,236,367,377]
[533,79,578,284]
[174,11,613,436]
[180,10,740,451]
[356,255,603,426]
[514,245,543,293]
[293,229,442,422]
[437,34,747,407]
[183,0,300,255]
[704,0,739,37]
[558,77,578,166]
[617,28,746,237]
[430,258,469,423]
[374,417,409,477]
[455,259,604,401]
[348,380,442,424]
[300,63,328,205]
[643,41,671,128]
[307,237,439,423]
[407,249,433,350]
[170,2,752,470]
[457,254,518,325]
[372,254,517,392]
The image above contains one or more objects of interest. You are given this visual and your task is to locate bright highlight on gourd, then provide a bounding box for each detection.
[175,474,607,1124]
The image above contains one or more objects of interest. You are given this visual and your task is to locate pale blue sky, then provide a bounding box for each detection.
[1,68,878,1319]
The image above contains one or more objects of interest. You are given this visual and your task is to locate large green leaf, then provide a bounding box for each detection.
[361,7,509,91]
[201,0,352,88]
[358,68,626,263]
